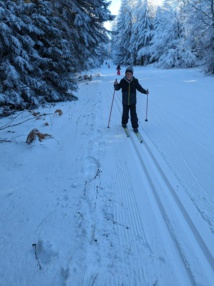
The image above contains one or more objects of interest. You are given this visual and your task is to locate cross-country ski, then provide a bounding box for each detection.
[123,126,130,137]
[134,131,143,143]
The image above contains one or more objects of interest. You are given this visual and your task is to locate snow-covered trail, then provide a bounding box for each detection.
[67,78,184,285]
[0,63,214,286]
[83,67,213,285]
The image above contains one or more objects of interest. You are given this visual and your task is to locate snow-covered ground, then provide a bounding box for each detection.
[0,62,214,286]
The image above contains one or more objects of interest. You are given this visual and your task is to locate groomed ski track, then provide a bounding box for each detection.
[68,70,214,285]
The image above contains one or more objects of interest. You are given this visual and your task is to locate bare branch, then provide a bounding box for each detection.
[0,113,53,131]
[188,0,213,24]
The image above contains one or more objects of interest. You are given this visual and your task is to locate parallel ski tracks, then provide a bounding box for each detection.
[131,136,214,282]
[109,82,214,284]
[143,138,214,269]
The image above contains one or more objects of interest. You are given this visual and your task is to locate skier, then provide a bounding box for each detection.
[114,66,149,133]
[116,65,121,75]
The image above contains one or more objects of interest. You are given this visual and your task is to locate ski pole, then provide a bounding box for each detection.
[145,90,148,122]
[107,84,116,128]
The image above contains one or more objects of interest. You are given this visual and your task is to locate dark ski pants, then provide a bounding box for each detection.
[122,104,138,129]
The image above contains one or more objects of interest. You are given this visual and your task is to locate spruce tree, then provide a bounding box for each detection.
[51,0,114,70]
[0,0,114,116]
[134,0,153,65]
[0,0,77,115]
[148,0,196,68]
[112,0,133,65]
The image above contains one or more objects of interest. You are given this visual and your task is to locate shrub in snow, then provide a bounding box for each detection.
[158,48,197,68]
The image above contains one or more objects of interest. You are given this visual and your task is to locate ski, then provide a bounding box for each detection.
[123,126,143,143]
[134,131,143,143]
[123,127,130,137]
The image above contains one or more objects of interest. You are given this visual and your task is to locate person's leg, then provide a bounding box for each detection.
[130,105,138,129]
[122,105,129,127]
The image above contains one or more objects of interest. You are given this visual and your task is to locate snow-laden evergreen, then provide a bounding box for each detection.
[0,0,113,116]
[148,0,196,68]
[134,0,153,65]
[51,0,114,70]
[112,0,133,66]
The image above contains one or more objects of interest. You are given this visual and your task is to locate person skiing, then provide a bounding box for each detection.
[116,65,121,75]
[114,66,149,133]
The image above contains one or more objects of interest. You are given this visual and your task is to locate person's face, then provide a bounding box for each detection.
[126,72,133,80]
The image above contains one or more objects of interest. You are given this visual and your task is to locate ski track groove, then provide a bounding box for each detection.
[140,128,214,271]
[144,101,214,232]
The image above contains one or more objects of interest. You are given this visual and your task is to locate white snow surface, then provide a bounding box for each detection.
[0,62,214,286]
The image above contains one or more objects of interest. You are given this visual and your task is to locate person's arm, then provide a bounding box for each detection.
[136,79,149,94]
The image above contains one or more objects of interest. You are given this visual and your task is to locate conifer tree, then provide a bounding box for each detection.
[0,0,77,113]
[134,0,153,65]
[0,0,114,115]
[129,0,142,65]
[112,0,133,65]
[111,0,213,71]
[148,0,196,68]
[52,0,114,70]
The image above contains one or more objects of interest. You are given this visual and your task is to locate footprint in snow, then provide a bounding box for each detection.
[84,156,100,182]
[35,239,58,265]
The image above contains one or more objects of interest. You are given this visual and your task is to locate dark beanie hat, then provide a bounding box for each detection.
[125,66,133,74]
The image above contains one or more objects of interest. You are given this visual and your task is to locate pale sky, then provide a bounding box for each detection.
[109,0,121,16]
[105,0,163,30]
[105,0,121,30]
[108,0,164,15]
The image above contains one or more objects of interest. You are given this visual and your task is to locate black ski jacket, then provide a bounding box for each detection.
[114,76,147,105]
